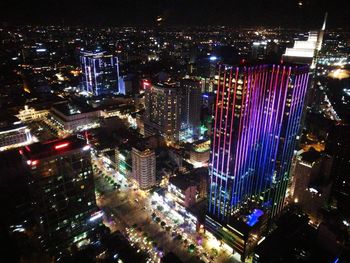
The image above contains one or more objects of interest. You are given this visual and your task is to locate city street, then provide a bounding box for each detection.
[92,155,203,262]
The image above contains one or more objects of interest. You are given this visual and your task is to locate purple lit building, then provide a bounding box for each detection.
[206,64,310,260]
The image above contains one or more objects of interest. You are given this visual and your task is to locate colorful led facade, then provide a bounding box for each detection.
[80,50,120,96]
[208,64,310,223]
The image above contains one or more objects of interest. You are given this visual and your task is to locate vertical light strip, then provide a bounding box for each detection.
[209,65,221,214]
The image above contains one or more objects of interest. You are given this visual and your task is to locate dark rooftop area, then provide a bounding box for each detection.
[52,101,95,116]
[21,136,88,161]
[301,147,322,163]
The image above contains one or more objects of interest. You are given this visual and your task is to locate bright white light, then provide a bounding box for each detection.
[309,188,318,194]
[82,145,91,151]
[209,56,217,61]
[89,211,103,222]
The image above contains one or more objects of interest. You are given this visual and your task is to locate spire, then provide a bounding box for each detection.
[321,12,328,31]
[316,12,327,52]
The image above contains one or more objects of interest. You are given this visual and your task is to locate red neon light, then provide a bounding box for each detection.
[25,145,31,152]
[54,142,70,150]
[19,149,23,155]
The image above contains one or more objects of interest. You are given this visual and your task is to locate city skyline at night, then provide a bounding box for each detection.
[0,1,349,263]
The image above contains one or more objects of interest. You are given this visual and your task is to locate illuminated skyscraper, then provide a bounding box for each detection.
[179,78,202,140]
[206,64,309,260]
[21,137,100,258]
[282,13,327,67]
[132,146,156,189]
[144,80,201,142]
[144,82,181,142]
[80,50,120,96]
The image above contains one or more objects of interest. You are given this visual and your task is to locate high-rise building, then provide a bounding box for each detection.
[206,64,310,261]
[132,146,156,190]
[179,78,202,140]
[326,125,350,219]
[144,82,181,142]
[282,13,327,67]
[290,149,333,223]
[144,80,201,142]
[80,50,120,96]
[20,137,100,257]
[282,32,319,65]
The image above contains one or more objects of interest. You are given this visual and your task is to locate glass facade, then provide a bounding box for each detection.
[208,64,310,223]
[80,51,119,96]
[23,138,99,255]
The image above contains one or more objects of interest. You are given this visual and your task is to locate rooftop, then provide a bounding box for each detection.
[52,101,94,116]
[21,136,88,161]
[301,148,322,163]
[169,173,197,191]
[0,114,26,133]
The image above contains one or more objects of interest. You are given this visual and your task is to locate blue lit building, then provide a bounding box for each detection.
[206,64,310,261]
[80,50,120,96]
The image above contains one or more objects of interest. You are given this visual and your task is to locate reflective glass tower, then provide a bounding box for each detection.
[206,64,310,259]
[80,50,120,96]
[209,64,310,218]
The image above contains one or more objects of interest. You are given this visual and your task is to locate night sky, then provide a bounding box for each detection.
[0,0,349,28]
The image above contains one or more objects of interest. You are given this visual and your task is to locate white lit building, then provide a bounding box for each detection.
[0,115,33,151]
[282,32,318,65]
[16,105,49,122]
[132,146,156,189]
[283,13,327,67]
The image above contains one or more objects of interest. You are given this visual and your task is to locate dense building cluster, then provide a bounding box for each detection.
[0,14,349,263]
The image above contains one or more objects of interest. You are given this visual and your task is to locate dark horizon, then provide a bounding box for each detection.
[1,0,349,29]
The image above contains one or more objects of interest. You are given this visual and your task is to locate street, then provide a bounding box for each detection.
[92,153,241,263]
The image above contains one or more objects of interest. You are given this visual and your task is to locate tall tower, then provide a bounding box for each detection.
[80,50,120,96]
[180,78,202,140]
[316,12,328,52]
[144,82,181,142]
[206,64,310,260]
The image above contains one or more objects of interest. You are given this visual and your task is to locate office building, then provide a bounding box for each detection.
[290,149,333,223]
[0,115,33,151]
[251,41,268,61]
[132,146,156,189]
[80,50,120,96]
[168,175,197,208]
[144,82,181,142]
[206,64,310,261]
[283,13,327,67]
[326,125,350,219]
[144,80,201,142]
[282,32,318,65]
[20,137,100,257]
[179,78,202,140]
